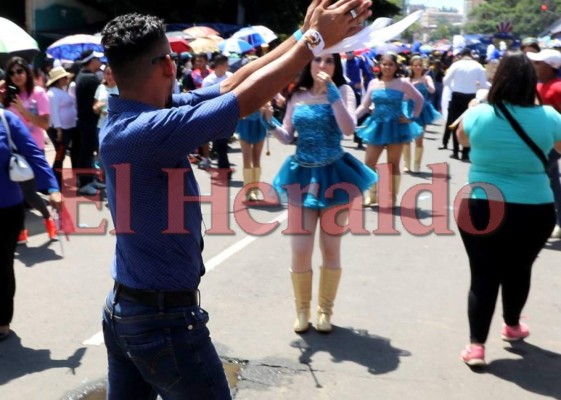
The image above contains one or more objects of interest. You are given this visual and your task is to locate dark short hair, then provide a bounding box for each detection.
[101,13,167,85]
[521,38,541,53]
[194,53,208,61]
[212,54,229,67]
[291,53,347,96]
[487,51,537,107]
[459,48,472,58]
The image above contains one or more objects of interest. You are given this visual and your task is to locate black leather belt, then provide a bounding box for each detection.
[114,282,199,307]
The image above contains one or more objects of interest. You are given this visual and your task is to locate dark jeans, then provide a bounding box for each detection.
[0,203,24,326]
[20,179,50,220]
[77,121,98,187]
[548,150,561,226]
[442,92,475,155]
[458,199,555,344]
[102,287,231,400]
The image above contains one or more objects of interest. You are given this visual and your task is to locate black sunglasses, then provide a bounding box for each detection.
[8,68,25,77]
[151,52,179,65]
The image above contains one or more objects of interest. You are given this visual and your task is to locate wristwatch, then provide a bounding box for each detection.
[301,29,324,56]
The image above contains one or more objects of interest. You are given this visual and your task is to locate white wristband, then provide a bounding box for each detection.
[300,29,325,57]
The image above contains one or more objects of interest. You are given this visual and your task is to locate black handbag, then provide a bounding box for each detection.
[496,102,550,173]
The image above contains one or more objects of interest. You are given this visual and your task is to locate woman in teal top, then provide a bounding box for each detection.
[456,51,561,367]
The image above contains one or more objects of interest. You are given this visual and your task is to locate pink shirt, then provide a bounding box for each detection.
[9,86,50,150]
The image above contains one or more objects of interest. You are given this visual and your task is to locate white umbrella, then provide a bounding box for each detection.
[233,25,277,46]
[166,31,195,41]
[0,17,39,66]
[218,38,253,54]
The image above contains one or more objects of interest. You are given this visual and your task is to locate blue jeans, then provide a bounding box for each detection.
[102,288,231,400]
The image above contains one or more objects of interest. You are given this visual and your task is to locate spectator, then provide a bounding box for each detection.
[1,57,56,242]
[343,51,374,149]
[202,55,233,178]
[46,66,76,187]
[456,51,561,366]
[527,48,561,238]
[75,49,103,195]
[441,48,490,160]
[0,109,61,340]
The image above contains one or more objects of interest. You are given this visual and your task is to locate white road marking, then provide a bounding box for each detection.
[83,211,288,346]
[204,211,288,272]
[83,330,104,346]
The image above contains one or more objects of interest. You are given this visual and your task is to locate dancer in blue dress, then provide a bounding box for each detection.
[263,53,377,334]
[403,55,442,173]
[356,53,424,207]
[237,107,268,201]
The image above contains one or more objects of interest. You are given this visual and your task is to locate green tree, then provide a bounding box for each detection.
[465,0,561,37]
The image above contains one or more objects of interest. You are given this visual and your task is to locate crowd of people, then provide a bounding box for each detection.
[1,0,561,397]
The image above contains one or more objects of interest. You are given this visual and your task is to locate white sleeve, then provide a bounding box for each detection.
[48,90,62,129]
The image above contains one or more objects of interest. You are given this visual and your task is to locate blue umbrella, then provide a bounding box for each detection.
[46,34,105,63]
[232,26,278,47]
[218,38,253,54]
[373,42,410,54]
[420,44,434,54]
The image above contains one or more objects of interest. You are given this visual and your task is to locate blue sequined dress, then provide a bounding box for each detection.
[236,111,267,144]
[406,82,441,127]
[357,88,423,145]
[273,103,377,209]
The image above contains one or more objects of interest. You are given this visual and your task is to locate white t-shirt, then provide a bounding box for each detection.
[202,71,232,88]
[443,57,490,94]
[94,84,119,128]
[47,86,77,129]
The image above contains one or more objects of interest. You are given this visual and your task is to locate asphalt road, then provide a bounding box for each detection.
[1,120,560,400]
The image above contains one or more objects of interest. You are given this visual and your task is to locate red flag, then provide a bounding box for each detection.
[55,205,76,240]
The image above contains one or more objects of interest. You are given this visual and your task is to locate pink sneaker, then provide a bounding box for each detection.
[461,344,486,367]
[501,323,530,342]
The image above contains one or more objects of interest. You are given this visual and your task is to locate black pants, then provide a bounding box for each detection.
[69,127,81,169]
[0,203,24,326]
[48,127,74,188]
[77,121,98,187]
[458,199,555,344]
[548,150,561,226]
[442,92,475,156]
[212,138,230,170]
[353,90,365,146]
